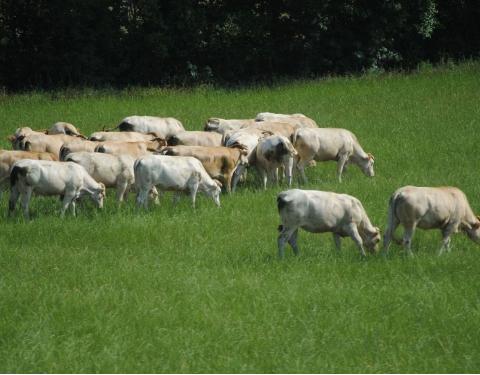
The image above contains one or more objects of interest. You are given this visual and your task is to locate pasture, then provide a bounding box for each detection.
[1,62,480,372]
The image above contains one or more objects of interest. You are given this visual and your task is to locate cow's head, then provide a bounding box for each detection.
[207,179,222,207]
[364,226,381,253]
[359,153,375,177]
[466,216,480,244]
[91,182,106,208]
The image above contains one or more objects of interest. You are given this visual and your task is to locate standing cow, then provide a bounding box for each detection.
[384,186,480,255]
[277,189,381,258]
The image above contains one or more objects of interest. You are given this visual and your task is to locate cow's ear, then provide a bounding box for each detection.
[213,179,222,188]
[367,153,375,160]
[472,221,480,230]
[7,135,15,142]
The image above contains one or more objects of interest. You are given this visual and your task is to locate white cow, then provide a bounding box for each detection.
[384,186,480,255]
[255,135,297,189]
[204,118,255,134]
[65,152,135,202]
[277,189,381,258]
[293,128,375,183]
[59,139,101,160]
[9,160,105,219]
[115,116,184,138]
[167,131,223,147]
[255,112,318,128]
[134,155,221,209]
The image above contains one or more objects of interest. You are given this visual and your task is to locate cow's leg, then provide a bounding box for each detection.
[189,182,200,209]
[8,185,20,216]
[20,186,33,220]
[231,165,245,192]
[296,159,309,184]
[383,217,400,254]
[278,226,297,259]
[285,158,294,187]
[70,199,76,216]
[288,229,300,256]
[225,173,232,194]
[116,180,129,203]
[150,186,160,205]
[345,224,366,257]
[60,191,76,217]
[136,188,150,209]
[258,167,268,190]
[172,192,181,206]
[336,153,349,183]
[333,233,342,252]
[402,223,417,256]
[439,225,455,255]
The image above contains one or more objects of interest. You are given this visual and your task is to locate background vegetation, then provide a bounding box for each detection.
[0,62,479,372]
[1,0,479,90]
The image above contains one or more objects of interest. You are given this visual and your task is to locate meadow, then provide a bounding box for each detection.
[0,62,480,373]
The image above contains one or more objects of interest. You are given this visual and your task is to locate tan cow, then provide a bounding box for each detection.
[204,118,256,134]
[89,131,157,142]
[14,133,79,156]
[0,150,57,195]
[251,121,298,139]
[95,139,166,158]
[255,112,318,128]
[59,139,102,160]
[160,145,248,193]
[167,131,224,147]
[384,186,480,256]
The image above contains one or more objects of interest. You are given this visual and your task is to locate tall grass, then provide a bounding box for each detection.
[0,62,479,372]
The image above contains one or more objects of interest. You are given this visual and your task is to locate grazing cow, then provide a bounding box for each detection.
[113,115,184,138]
[89,131,157,142]
[256,112,318,128]
[9,160,105,219]
[134,155,221,209]
[14,133,79,156]
[8,127,43,149]
[255,135,298,189]
[95,139,166,158]
[0,150,57,195]
[59,139,102,160]
[384,186,480,255]
[204,118,256,134]
[167,131,223,147]
[160,145,248,192]
[65,152,135,202]
[223,127,272,191]
[293,128,375,183]
[277,189,381,258]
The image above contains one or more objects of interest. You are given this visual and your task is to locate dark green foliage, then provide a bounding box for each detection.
[0,1,478,89]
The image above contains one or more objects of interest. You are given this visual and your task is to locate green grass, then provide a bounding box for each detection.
[1,62,480,373]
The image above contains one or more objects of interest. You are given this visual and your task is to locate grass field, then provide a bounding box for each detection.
[1,62,480,373]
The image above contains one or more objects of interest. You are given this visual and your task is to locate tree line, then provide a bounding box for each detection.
[0,0,478,90]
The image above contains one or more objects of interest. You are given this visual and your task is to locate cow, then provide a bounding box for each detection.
[14,133,79,156]
[383,186,480,256]
[204,118,256,134]
[293,128,375,183]
[160,145,248,192]
[95,139,166,158]
[9,160,105,219]
[167,131,223,147]
[255,135,298,189]
[59,139,102,160]
[65,152,135,202]
[47,122,84,137]
[255,112,318,128]
[134,155,221,209]
[0,150,57,196]
[223,127,272,191]
[277,189,381,258]
[251,121,298,139]
[112,115,185,138]
[89,131,157,142]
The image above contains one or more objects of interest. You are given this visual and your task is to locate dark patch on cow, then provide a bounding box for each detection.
[118,121,134,132]
[96,145,106,153]
[278,224,284,232]
[10,166,27,187]
[167,135,179,146]
[277,195,288,211]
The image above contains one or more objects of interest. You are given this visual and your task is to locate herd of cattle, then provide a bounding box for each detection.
[2,112,479,257]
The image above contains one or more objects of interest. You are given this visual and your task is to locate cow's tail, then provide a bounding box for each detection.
[385,192,402,247]
[10,165,27,187]
[95,145,106,153]
[59,145,70,161]
[291,127,301,145]
[117,121,134,132]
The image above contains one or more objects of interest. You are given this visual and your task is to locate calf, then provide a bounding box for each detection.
[9,160,105,219]
[160,145,248,192]
[255,135,297,189]
[277,189,381,258]
[293,128,375,183]
[134,155,221,209]
[384,186,480,255]
[167,131,223,147]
